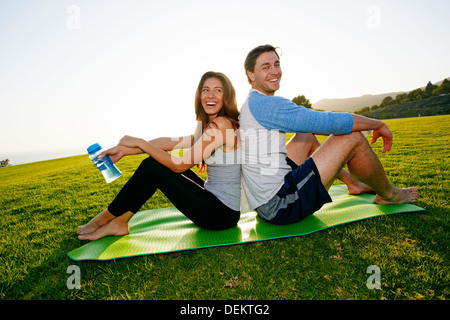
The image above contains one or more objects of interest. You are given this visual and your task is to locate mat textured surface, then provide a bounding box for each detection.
[68,184,425,261]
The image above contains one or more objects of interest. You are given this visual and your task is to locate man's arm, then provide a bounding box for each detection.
[351,115,392,153]
[249,91,393,153]
[249,91,353,135]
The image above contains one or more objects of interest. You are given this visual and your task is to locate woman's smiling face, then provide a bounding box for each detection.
[201,77,224,120]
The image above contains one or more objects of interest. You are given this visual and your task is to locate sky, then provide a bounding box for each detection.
[1,0,449,158]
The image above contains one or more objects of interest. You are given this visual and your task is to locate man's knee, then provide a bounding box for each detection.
[288,133,320,153]
[332,131,367,148]
[349,131,369,147]
[293,132,319,144]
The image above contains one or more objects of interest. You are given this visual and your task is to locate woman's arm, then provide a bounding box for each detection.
[150,121,202,151]
[99,145,141,163]
[148,135,194,151]
[118,117,235,173]
[101,123,200,163]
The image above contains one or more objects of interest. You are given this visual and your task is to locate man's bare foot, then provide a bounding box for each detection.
[347,181,373,195]
[77,209,115,235]
[374,187,418,205]
[78,218,129,241]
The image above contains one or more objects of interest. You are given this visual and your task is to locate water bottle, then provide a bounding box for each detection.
[87,143,122,183]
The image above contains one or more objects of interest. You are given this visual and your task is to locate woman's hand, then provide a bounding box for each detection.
[100,146,126,163]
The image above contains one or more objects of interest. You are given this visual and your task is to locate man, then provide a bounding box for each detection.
[240,44,418,225]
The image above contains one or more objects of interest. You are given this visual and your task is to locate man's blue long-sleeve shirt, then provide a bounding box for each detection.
[239,89,354,210]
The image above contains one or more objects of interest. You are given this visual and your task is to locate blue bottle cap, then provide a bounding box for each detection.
[87,143,101,154]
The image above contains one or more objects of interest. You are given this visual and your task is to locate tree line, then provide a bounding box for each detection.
[355,79,450,115]
[291,79,450,119]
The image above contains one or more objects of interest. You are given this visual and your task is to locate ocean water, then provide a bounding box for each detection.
[1,148,86,166]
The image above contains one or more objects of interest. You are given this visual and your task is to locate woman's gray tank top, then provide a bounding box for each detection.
[204,147,241,211]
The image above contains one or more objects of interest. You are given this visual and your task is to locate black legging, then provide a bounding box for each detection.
[108,157,240,230]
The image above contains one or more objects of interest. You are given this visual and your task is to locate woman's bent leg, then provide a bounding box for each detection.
[78,157,159,238]
[78,157,239,240]
[145,158,240,230]
[107,157,161,216]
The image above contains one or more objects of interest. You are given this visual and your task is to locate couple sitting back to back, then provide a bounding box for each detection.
[78,45,418,240]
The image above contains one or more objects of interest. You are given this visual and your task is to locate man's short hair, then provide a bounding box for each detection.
[244,44,280,84]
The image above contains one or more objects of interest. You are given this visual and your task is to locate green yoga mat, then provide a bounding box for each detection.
[67,184,424,261]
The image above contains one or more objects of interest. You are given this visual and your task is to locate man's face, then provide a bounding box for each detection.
[247,51,282,96]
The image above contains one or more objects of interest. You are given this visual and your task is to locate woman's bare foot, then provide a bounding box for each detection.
[347,181,373,195]
[374,187,418,205]
[77,209,116,235]
[78,218,129,241]
[78,211,134,241]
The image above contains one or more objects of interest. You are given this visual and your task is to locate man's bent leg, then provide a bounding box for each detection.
[312,132,392,190]
[287,133,372,195]
[311,132,418,204]
[286,133,319,165]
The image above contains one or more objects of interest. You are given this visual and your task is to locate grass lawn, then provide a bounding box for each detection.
[0,115,448,300]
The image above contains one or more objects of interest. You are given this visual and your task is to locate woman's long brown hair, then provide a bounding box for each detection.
[194,71,239,131]
[194,71,239,173]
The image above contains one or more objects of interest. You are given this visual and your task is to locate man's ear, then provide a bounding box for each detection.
[246,70,255,83]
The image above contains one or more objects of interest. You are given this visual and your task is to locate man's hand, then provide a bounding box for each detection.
[370,123,393,153]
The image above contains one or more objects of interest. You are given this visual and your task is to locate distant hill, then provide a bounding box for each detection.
[353,94,450,119]
[311,77,450,112]
[312,92,404,112]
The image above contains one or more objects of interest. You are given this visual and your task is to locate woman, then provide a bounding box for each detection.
[77,71,241,240]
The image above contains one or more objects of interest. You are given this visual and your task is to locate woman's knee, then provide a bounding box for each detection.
[141,156,158,166]
[134,156,169,180]
[140,156,165,171]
